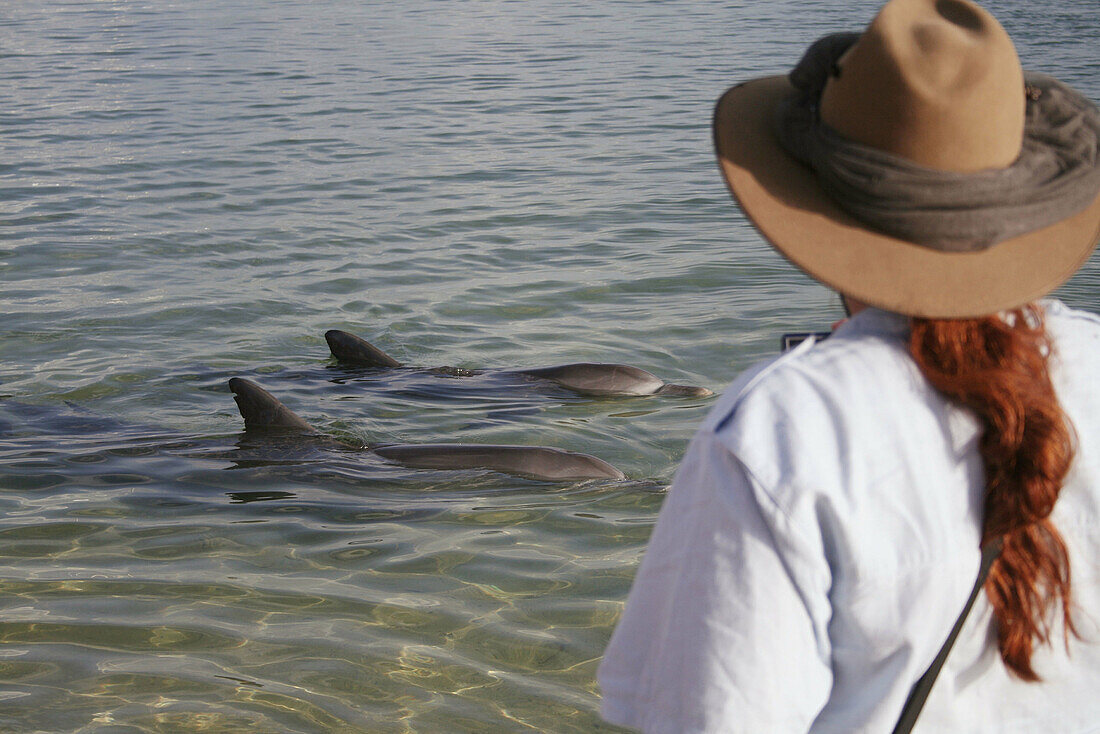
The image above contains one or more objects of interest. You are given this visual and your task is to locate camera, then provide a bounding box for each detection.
[780,332,832,352]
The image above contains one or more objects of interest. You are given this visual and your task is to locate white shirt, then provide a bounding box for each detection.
[599,300,1100,733]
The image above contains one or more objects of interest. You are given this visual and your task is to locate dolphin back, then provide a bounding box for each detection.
[655,383,714,398]
[513,363,667,396]
[372,443,626,481]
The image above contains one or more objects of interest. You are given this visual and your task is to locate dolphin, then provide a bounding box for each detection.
[227,377,626,481]
[324,329,713,397]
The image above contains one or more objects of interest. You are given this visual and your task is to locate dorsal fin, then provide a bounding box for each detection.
[228,378,316,432]
[325,330,402,368]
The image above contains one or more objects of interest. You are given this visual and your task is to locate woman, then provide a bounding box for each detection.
[598,0,1100,731]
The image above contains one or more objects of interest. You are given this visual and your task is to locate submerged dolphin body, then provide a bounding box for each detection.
[227,377,626,481]
[324,329,713,397]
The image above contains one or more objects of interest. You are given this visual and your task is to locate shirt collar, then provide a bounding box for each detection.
[836,307,910,340]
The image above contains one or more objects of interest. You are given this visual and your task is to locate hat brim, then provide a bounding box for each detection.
[714,76,1100,318]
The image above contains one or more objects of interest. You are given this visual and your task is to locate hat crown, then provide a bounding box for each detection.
[820,0,1024,172]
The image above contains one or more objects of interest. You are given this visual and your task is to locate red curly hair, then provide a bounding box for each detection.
[909,303,1077,681]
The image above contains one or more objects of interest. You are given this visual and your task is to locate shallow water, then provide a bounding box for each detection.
[3,1,1099,731]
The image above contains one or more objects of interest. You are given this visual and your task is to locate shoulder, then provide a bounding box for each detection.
[708,310,915,407]
[1040,299,1100,394]
[690,310,968,521]
[1043,298,1100,346]
[699,310,921,482]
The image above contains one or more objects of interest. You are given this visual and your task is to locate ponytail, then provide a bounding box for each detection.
[908,304,1077,681]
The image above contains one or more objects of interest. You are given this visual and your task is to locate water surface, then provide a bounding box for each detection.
[2,1,1098,730]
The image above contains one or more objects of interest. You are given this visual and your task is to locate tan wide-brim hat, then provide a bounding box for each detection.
[714,0,1100,318]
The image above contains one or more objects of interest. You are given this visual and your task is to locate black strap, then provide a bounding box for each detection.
[892,539,1003,734]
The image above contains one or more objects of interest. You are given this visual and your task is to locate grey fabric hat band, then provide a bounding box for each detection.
[775,33,1100,252]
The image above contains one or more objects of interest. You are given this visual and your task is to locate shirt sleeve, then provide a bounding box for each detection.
[598,426,834,734]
